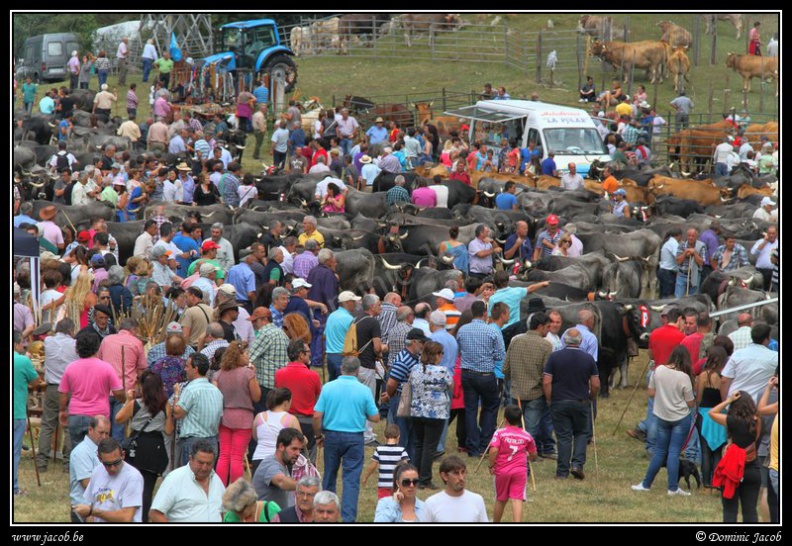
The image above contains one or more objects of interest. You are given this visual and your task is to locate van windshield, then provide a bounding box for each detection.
[542,128,607,155]
[472,119,524,149]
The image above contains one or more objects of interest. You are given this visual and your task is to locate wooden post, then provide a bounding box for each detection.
[710,24,717,65]
[692,14,701,66]
[430,24,435,61]
[503,20,508,67]
[536,30,543,84]
[707,81,715,117]
[442,87,447,112]
[652,80,659,115]
[576,34,582,92]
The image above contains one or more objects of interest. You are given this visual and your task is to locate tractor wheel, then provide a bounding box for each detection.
[265,54,298,93]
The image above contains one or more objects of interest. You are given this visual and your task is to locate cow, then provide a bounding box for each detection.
[576,15,628,41]
[638,195,706,220]
[667,129,729,173]
[648,176,733,206]
[590,40,668,84]
[725,53,779,92]
[333,248,377,294]
[532,250,613,288]
[391,264,464,304]
[742,121,778,151]
[147,202,235,226]
[30,199,115,228]
[601,259,645,299]
[524,263,595,292]
[401,14,462,48]
[657,21,693,49]
[344,188,389,219]
[312,16,340,53]
[699,266,763,307]
[411,102,464,136]
[337,13,392,54]
[367,103,414,128]
[290,26,314,57]
[703,14,744,39]
[666,47,691,92]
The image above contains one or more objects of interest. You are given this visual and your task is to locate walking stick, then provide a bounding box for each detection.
[590,400,600,484]
[611,356,653,435]
[27,408,42,487]
[516,399,537,492]
[474,414,505,474]
[121,347,130,438]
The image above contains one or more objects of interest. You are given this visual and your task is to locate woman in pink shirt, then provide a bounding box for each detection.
[411,179,437,208]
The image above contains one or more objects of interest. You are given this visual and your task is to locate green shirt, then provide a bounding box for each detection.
[101,186,119,207]
[14,353,38,420]
[154,58,174,74]
[22,82,38,103]
[223,500,281,522]
[187,258,226,279]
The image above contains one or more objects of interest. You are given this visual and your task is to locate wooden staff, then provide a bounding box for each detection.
[516,399,537,492]
[474,413,505,474]
[27,408,41,487]
[611,355,653,435]
[122,346,130,438]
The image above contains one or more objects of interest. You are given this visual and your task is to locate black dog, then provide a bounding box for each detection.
[659,458,702,489]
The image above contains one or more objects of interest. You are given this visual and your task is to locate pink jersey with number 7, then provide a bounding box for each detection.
[489,425,537,474]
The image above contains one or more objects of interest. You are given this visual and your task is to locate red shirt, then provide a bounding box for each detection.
[311,148,328,168]
[681,333,704,367]
[449,170,471,186]
[648,324,685,366]
[274,362,322,418]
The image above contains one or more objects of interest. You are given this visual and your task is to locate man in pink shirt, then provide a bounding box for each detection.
[488,404,537,523]
[153,94,172,120]
[410,178,437,208]
[59,330,126,449]
[37,205,65,251]
[97,317,148,441]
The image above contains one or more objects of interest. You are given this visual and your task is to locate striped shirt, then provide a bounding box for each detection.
[372,445,410,488]
[249,323,289,388]
[388,349,420,395]
[378,303,398,345]
[675,240,707,275]
[437,303,461,331]
[194,139,211,160]
[457,319,505,373]
[177,377,223,439]
[126,90,138,110]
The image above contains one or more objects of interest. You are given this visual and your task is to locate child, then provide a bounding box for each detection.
[488,404,538,523]
[362,424,410,499]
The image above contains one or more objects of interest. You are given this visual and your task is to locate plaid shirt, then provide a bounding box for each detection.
[146,342,195,367]
[457,319,505,373]
[712,244,750,272]
[504,331,553,400]
[269,305,285,329]
[675,240,707,275]
[386,185,410,206]
[177,377,223,439]
[249,323,289,388]
[386,321,413,369]
[293,251,319,280]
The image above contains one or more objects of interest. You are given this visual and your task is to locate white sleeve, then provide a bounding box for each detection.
[149,472,175,515]
[720,356,736,380]
[477,495,489,522]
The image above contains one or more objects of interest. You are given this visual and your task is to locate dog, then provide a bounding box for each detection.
[659,458,702,489]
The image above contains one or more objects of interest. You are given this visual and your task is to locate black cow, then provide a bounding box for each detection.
[392,265,464,304]
[334,248,377,294]
[345,189,388,219]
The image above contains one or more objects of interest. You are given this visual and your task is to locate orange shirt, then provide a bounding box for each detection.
[602,176,619,194]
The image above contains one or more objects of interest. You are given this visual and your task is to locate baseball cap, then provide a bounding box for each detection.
[217,283,237,296]
[90,254,106,266]
[247,307,271,322]
[199,262,218,276]
[429,310,447,326]
[201,240,221,251]
[165,321,183,334]
[546,214,559,225]
[77,230,90,243]
[151,246,171,258]
[760,197,776,208]
[292,278,312,290]
[614,188,627,196]
[432,288,455,301]
[406,328,430,343]
[338,291,361,303]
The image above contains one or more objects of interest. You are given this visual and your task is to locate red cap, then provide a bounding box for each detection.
[201,240,221,251]
[77,230,91,243]
[546,214,559,225]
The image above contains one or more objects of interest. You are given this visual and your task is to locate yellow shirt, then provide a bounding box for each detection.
[615,102,633,118]
[769,414,778,472]
[298,231,325,249]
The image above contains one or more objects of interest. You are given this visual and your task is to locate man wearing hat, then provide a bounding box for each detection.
[187,239,223,277]
[752,197,777,224]
[366,117,389,146]
[432,289,461,332]
[381,328,430,458]
[247,306,271,340]
[176,163,195,205]
[533,215,564,262]
[216,302,240,343]
[77,303,117,340]
[92,83,118,120]
[610,189,631,218]
[359,154,381,191]
[324,291,361,381]
[284,279,314,325]
[37,205,65,251]
[151,245,183,288]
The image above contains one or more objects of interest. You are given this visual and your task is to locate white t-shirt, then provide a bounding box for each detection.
[40,288,62,324]
[280,246,294,274]
[422,490,489,523]
[84,461,144,523]
[714,142,734,164]
[430,185,449,208]
[315,177,346,198]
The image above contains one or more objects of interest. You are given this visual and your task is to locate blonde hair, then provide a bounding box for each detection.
[220,341,247,370]
[283,313,311,343]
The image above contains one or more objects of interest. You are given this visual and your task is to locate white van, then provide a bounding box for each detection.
[445,99,611,176]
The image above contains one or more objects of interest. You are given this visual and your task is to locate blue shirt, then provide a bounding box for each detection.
[289,127,306,148]
[490,323,506,379]
[69,438,99,505]
[457,319,506,373]
[314,375,378,433]
[430,329,458,373]
[536,229,564,257]
[253,86,269,106]
[561,324,598,362]
[325,308,354,353]
[495,192,518,210]
[488,286,528,329]
[541,157,557,175]
[14,214,38,228]
[504,233,533,262]
[172,234,200,277]
[366,125,389,145]
[519,147,540,173]
[226,263,255,302]
[375,496,427,523]
[388,349,420,395]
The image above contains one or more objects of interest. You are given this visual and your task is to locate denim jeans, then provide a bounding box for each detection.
[326,354,343,382]
[461,370,499,455]
[411,417,444,486]
[322,430,364,522]
[549,400,590,477]
[715,162,729,176]
[97,70,108,87]
[657,268,677,299]
[514,397,556,455]
[675,272,699,297]
[180,436,218,467]
[142,58,153,82]
[68,414,94,448]
[387,394,415,461]
[109,397,126,442]
[640,412,692,491]
[340,138,354,158]
[13,419,26,493]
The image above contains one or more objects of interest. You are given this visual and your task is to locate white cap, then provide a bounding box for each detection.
[432,288,455,302]
[429,310,447,326]
[217,283,236,296]
[338,291,361,303]
[292,278,312,289]
[761,197,776,208]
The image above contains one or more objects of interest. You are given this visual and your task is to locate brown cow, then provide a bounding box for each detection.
[725,53,778,92]
[648,176,732,206]
[414,164,449,179]
[667,129,729,173]
[412,102,463,135]
[590,40,667,84]
[736,184,773,200]
[743,121,778,151]
[657,21,693,49]
[401,14,462,48]
[579,178,654,204]
[666,47,691,92]
[337,14,392,54]
[703,14,744,39]
[576,15,628,41]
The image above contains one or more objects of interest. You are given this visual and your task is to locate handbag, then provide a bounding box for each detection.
[121,402,155,459]
[396,370,414,418]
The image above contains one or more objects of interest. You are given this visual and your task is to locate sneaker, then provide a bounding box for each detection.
[13,489,27,496]
[668,488,691,496]
[432,451,445,460]
[631,483,650,492]
[539,452,558,460]
[578,99,586,103]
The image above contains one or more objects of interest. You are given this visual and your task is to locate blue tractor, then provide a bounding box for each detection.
[203,19,298,92]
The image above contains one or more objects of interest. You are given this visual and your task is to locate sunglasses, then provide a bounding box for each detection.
[400,478,419,487]
[101,457,123,467]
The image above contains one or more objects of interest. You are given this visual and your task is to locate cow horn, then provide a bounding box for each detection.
[234,144,246,150]
[483,191,495,198]
[441,255,455,264]
[623,304,634,311]
[495,238,506,245]
[720,197,731,203]
[416,259,425,268]
[203,212,216,218]
[352,234,366,240]
[399,231,409,240]
[656,184,665,189]
[524,259,532,269]
[300,198,308,207]
[613,254,629,262]
[251,206,261,211]
[498,257,515,265]
[378,222,387,228]
[409,102,415,109]
[609,290,618,298]
[380,256,401,270]
[650,305,664,312]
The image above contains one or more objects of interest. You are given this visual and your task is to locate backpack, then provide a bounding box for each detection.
[342,316,375,357]
[55,152,71,173]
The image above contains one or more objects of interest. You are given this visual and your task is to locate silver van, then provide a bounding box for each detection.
[16,33,81,83]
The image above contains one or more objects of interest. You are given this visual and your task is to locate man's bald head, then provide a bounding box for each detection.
[737,313,753,327]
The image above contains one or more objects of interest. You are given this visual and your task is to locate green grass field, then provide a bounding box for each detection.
[12,349,726,524]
